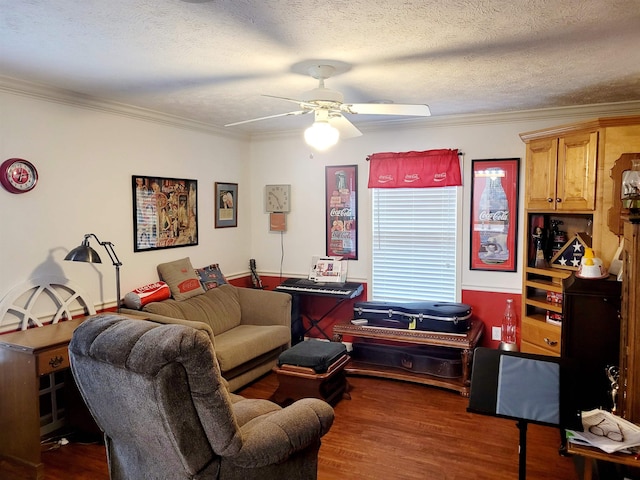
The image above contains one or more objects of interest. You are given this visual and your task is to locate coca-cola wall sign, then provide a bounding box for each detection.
[326,165,358,260]
[470,158,520,271]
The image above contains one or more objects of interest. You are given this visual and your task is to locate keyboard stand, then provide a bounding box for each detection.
[276,280,364,343]
[292,294,354,341]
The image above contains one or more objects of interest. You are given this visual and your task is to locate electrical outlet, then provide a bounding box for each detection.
[492,326,501,341]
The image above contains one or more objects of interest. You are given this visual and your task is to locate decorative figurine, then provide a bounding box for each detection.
[532,226,548,268]
[607,365,619,414]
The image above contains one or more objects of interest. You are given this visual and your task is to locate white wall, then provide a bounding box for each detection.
[248,105,640,296]
[0,87,251,310]
[2,81,639,313]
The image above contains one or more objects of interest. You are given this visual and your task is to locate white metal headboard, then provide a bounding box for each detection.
[0,276,96,332]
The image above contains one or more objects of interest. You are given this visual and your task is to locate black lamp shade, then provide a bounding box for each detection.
[65,244,102,263]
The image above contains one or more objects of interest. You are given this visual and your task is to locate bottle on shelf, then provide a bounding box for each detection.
[550,220,567,259]
[500,298,518,351]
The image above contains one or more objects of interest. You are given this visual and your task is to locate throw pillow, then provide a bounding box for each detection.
[123,281,171,310]
[196,263,228,290]
[157,257,205,301]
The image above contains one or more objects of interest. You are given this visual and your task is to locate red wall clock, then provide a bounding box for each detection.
[1,158,38,194]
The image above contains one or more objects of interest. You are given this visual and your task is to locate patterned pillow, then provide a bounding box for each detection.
[157,257,205,301]
[196,264,228,290]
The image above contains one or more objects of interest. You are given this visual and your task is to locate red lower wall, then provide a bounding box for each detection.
[461,290,522,349]
[251,275,520,348]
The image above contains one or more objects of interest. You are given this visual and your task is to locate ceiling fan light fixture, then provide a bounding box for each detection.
[304,121,340,151]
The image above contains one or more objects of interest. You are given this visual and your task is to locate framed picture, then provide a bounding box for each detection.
[326,165,358,260]
[470,158,520,271]
[132,175,198,252]
[215,182,238,228]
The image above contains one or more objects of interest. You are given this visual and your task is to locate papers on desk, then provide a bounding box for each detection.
[566,409,640,454]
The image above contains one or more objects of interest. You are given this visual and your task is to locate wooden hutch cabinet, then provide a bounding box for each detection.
[619,220,640,423]
[524,131,597,212]
[519,116,640,358]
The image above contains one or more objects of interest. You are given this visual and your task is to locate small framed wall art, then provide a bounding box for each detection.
[215,182,238,228]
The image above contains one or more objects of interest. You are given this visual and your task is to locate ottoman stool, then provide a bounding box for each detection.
[272,340,351,406]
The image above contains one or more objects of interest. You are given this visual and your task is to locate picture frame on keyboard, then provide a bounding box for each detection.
[308,255,347,283]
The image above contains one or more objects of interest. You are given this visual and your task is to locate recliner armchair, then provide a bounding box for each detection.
[69,314,334,480]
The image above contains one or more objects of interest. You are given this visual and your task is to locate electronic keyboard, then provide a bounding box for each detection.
[275,278,363,299]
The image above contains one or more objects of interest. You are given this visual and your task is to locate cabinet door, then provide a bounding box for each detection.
[562,276,621,411]
[620,222,640,422]
[525,138,558,210]
[557,131,597,211]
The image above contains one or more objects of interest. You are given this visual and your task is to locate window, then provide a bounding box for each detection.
[371,186,459,302]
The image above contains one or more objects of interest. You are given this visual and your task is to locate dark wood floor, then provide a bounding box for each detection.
[40,373,581,480]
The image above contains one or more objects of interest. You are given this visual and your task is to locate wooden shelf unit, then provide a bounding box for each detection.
[521,267,572,356]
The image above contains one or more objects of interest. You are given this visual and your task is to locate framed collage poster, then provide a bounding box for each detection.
[215,182,238,228]
[133,175,198,252]
[326,165,358,260]
[470,158,520,271]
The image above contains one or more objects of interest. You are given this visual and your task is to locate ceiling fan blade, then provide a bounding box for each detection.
[262,94,317,109]
[329,115,363,139]
[225,110,309,127]
[343,103,431,116]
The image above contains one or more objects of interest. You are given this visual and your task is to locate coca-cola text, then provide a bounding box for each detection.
[478,210,509,222]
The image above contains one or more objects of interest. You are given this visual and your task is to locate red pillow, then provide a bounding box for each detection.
[123,281,171,310]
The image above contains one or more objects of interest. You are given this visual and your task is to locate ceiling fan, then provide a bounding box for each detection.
[225,64,431,150]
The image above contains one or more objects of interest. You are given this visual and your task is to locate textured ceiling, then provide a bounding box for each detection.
[1,0,640,134]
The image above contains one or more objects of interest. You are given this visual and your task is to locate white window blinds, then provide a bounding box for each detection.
[371,186,458,302]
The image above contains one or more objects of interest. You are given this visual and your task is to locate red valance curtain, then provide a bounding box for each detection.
[367,149,461,188]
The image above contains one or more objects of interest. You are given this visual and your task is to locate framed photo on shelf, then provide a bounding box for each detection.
[132,175,198,252]
[470,158,520,271]
[215,182,238,228]
[325,165,358,260]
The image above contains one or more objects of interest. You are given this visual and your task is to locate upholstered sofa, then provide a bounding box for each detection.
[121,283,292,392]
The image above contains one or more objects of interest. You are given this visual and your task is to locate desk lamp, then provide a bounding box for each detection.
[65,233,122,313]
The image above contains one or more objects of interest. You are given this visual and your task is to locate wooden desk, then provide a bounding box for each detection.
[333,321,483,397]
[0,314,146,479]
[567,441,640,480]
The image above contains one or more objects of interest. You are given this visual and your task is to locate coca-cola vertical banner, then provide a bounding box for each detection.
[326,165,358,260]
[470,158,520,271]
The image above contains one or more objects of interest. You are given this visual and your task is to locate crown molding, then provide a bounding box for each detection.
[2,74,639,139]
[0,75,246,139]
[361,101,640,131]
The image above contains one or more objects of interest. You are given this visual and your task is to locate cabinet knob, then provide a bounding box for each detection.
[544,337,558,347]
[48,355,64,369]
[547,198,554,203]
[556,198,562,203]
